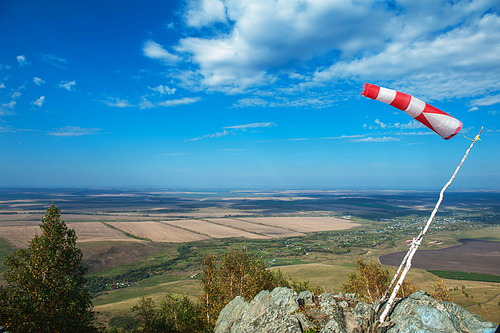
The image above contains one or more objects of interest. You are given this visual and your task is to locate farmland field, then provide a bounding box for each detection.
[0,225,42,248]
[1,188,500,327]
[237,216,360,233]
[66,222,139,242]
[379,239,500,275]
[107,221,209,243]
[206,218,305,237]
[163,219,268,239]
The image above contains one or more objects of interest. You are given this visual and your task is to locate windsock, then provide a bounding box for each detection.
[361,83,462,140]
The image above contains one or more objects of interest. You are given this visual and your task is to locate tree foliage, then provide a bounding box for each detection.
[427,276,453,302]
[200,248,289,327]
[341,258,418,304]
[132,293,210,333]
[0,203,96,333]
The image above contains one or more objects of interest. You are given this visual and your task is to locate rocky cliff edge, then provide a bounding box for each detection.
[214,287,498,333]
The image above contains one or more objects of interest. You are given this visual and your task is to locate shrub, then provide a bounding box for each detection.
[341,258,417,304]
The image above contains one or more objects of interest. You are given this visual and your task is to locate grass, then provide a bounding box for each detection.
[448,282,500,324]
[94,279,203,326]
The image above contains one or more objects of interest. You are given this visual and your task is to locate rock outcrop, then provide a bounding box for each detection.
[214,288,498,333]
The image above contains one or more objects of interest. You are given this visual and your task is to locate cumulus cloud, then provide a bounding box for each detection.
[139,98,155,109]
[145,0,498,104]
[33,77,45,86]
[149,85,176,95]
[104,98,133,107]
[374,119,387,129]
[368,119,425,130]
[32,96,45,107]
[16,55,29,67]
[143,40,180,64]
[11,91,22,99]
[311,11,500,100]
[0,101,16,116]
[0,83,5,89]
[233,97,269,108]
[394,120,425,130]
[184,0,227,28]
[48,126,100,137]
[470,94,500,107]
[58,80,76,91]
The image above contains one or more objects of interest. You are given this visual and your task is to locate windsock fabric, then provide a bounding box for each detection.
[361,83,462,140]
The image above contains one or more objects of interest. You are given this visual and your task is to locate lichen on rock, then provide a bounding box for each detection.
[214,288,497,333]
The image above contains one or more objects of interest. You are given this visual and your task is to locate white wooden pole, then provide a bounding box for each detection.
[379,127,483,323]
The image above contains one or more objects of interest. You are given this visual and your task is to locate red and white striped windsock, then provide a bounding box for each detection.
[361,83,462,140]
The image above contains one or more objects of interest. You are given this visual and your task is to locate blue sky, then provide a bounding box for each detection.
[1,0,499,189]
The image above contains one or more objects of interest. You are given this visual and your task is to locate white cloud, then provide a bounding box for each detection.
[11,91,22,99]
[223,122,276,129]
[58,80,76,91]
[16,55,29,67]
[312,11,500,100]
[149,85,176,95]
[184,0,227,28]
[374,119,387,129]
[32,96,45,107]
[41,54,67,69]
[322,134,366,140]
[0,101,16,116]
[468,106,479,112]
[470,94,500,107]
[48,126,100,137]
[158,97,201,107]
[189,129,232,141]
[139,98,155,109]
[33,77,45,86]
[233,97,269,108]
[351,137,400,143]
[394,120,425,130]
[0,125,15,133]
[104,98,133,108]
[0,83,5,89]
[143,40,180,64]
[159,0,500,103]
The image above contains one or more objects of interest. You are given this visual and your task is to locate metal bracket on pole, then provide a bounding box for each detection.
[378,127,483,324]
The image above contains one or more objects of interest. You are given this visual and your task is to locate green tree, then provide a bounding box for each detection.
[132,293,210,333]
[0,203,96,332]
[200,248,289,327]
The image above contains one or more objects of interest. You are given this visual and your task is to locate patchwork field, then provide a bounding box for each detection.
[66,222,139,243]
[107,222,209,243]
[237,216,360,233]
[163,220,268,239]
[0,225,42,248]
[207,218,305,238]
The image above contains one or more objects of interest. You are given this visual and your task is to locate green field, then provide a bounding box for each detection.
[429,270,500,283]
